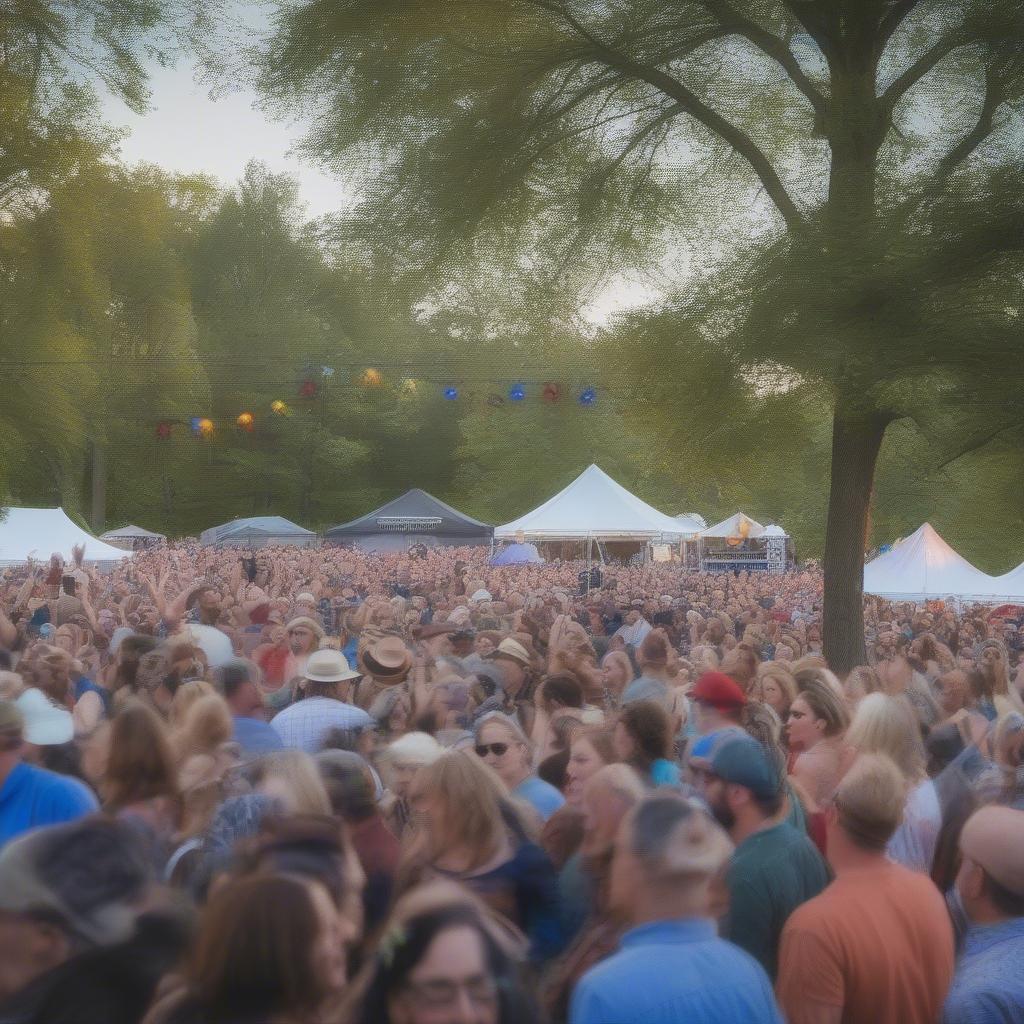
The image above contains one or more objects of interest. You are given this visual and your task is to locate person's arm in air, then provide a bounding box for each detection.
[0,606,16,649]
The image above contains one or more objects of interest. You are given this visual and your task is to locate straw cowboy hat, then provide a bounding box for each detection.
[361,635,412,682]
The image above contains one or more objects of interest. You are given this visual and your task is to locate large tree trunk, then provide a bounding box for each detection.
[821,392,891,674]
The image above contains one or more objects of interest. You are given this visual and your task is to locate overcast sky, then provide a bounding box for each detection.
[101,57,350,219]
[98,44,658,324]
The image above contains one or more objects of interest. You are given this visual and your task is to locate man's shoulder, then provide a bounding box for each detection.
[8,762,98,809]
[781,880,841,933]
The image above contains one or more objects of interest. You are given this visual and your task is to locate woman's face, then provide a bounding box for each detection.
[786,696,824,750]
[474,635,496,656]
[761,678,785,713]
[390,925,498,1024]
[475,721,527,788]
[410,778,448,842]
[601,657,628,690]
[306,880,352,997]
[391,761,420,799]
[54,630,76,655]
[581,781,627,859]
[565,737,607,807]
[388,701,410,736]
[938,672,967,715]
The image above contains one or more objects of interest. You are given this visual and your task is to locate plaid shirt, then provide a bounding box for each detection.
[270,696,373,753]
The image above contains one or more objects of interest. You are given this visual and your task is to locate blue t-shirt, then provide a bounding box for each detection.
[514,775,565,822]
[942,918,1024,1024]
[570,918,783,1024]
[74,676,112,715]
[232,715,285,756]
[0,761,99,847]
[650,758,681,787]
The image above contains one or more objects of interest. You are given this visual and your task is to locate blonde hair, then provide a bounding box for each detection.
[689,645,720,673]
[413,750,511,869]
[834,753,907,850]
[170,679,216,729]
[256,750,331,815]
[845,693,925,783]
[174,694,234,763]
[0,671,25,701]
[753,662,797,708]
[844,665,882,706]
[587,762,646,806]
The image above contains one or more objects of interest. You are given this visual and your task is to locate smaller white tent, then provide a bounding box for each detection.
[100,524,166,542]
[495,465,686,540]
[0,507,131,566]
[674,512,707,538]
[100,524,166,550]
[863,523,1002,602]
[700,513,767,539]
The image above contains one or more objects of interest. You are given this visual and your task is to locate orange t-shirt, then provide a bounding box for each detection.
[776,861,954,1024]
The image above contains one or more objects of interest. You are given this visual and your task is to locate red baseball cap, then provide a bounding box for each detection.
[691,671,747,711]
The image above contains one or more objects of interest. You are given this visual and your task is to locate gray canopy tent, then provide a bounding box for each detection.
[200,516,317,548]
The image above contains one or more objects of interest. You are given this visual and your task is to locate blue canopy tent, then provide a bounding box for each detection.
[490,542,544,565]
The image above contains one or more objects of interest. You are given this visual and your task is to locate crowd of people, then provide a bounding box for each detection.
[2,538,1024,1023]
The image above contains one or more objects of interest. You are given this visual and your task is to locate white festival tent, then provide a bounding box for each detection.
[863,523,1005,602]
[993,560,1024,603]
[100,524,166,543]
[495,464,688,541]
[0,507,131,566]
[699,513,768,539]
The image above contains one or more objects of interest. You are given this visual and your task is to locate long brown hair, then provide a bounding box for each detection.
[413,751,513,869]
[187,874,334,1020]
[102,700,180,813]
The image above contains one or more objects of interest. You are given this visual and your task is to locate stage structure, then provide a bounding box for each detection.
[698,514,793,573]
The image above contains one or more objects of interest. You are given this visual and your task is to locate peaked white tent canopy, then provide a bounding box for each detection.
[0,507,131,566]
[495,465,686,540]
[100,524,165,542]
[863,523,1003,602]
[700,513,767,539]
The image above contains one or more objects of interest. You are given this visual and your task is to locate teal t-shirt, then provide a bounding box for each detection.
[724,820,830,980]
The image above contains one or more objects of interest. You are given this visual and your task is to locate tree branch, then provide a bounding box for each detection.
[695,0,827,117]
[935,66,1004,178]
[589,103,684,191]
[525,0,806,232]
[878,0,921,49]
[879,30,967,117]
[889,67,1005,230]
[933,417,1024,472]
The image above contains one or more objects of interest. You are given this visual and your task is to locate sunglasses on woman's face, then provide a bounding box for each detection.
[475,742,510,758]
